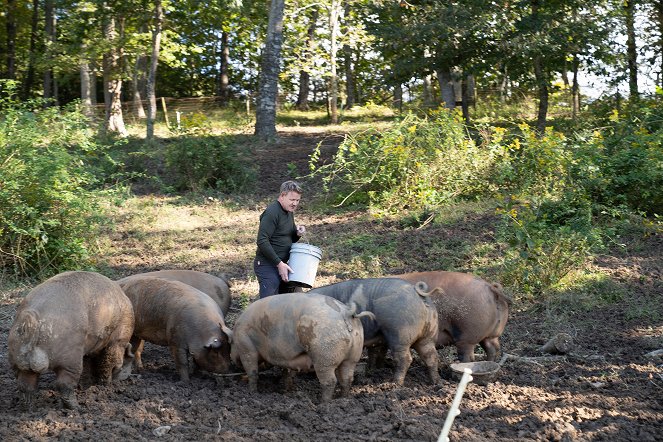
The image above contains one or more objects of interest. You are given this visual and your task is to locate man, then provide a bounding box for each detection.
[254,180,307,298]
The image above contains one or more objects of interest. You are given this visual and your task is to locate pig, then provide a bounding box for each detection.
[118,277,233,381]
[8,271,135,410]
[117,269,231,315]
[307,278,441,385]
[396,271,510,362]
[231,293,374,402]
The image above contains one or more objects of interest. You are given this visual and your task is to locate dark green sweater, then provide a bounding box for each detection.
[256,200,300,265]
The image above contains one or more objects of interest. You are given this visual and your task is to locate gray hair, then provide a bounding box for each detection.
[280,180,302,194]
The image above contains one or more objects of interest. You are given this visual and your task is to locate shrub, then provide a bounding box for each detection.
[309,110,498,214]
[163,135,255,192]
[0,81,108,276]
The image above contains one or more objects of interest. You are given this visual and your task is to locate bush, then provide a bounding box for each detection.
[309,110,498,214]
[163,135,255,192]
[0,82,109,277]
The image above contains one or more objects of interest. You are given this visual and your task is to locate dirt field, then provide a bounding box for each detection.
[0,128,661,441]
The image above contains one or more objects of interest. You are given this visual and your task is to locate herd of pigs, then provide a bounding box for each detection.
[7,268,511,409]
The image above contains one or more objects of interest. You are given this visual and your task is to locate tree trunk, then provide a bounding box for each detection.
[533,54,549,134]
[43,0,55,105]
[102,4,128,136]
[218,30,230,105]
[80,59,93,117]
[133,54,147,119]
[6,0,17,79]
[328,0,342,124]
[436,68,455,109]
[254,0,286,140]
[422,74,433,108]
[461,78,470,124]
[296,7,318,111]
[571,53,580,117]
[625,0,639,98]
[23,0,39,99]
[132,23,148,120]
[342,3,355,109]
[146,0,163,140]
[393,83,403,112]
[657,0,663,89]
[531,0,548,134]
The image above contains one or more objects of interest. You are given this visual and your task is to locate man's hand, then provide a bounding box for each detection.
[277,261,293,282]
[296,225,306,236]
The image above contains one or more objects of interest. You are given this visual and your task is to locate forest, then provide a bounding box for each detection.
[0,0,662,441]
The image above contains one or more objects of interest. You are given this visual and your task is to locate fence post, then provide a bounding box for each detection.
[161,97,170,128]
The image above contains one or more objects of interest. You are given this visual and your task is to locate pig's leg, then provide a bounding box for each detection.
[54,364,82,410]
[390,344,413,385]
[315,366,337,402]
[367,346,387,371]
[335,361,356,397]
[131,337,145,371]
[170,346,191,382]
[480,337,500,361]
[282,368,296,391]
[413,338,441,384]
[16,371,39,411]
[456,343,476,362]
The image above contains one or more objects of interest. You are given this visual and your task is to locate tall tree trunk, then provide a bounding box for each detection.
[461,78,470,124]
[328,0,342,124]
[342,3,355,109]
[6,0,17,79]
[132,24,148,119]
[133,54,147,119]
[422,74,433,107]
[532,0,548,134]
[43,0,55,105]
[80,58,93,117]
[625,0,639,98]
[23,0,39,99]
[102,4,128,136]
[296,7,318,111]
[146,0,163,140]
[571,53,580,117]
[533,54,549,134]
[218,30,230,105]
[656,0,663,89]
[255,0,285,140]
[436,68,455,109]
[393,83,403,112]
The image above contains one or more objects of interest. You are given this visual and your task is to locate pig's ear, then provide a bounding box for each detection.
[220,323,233,344]
[205,337,222,349]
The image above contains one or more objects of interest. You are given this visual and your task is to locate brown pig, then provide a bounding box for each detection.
[397,271,510,362]
[231,293,373,402]
[117,269,231,315]
[8,271,135,410]
[118,277,233,381]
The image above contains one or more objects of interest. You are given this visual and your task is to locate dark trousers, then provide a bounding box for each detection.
[254,258,303,298]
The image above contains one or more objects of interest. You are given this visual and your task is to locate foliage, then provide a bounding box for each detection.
[495,191,601,299]
[579,99,663,216]
[0,82,110,277]
[163,135,256,192]
[309,110,498,214]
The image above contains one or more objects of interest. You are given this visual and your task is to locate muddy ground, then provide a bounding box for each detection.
[0,128,661,441]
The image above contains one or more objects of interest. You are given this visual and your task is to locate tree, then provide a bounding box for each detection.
[255,0,286,140]
[102,1,128,136]
[146,0,164,140]
[328,0,342,123]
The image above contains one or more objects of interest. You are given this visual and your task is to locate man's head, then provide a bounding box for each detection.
[278,180,302,212]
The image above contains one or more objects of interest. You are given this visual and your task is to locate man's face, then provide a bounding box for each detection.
[278,191,301,212]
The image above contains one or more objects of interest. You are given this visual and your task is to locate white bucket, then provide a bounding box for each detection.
[287,243,323,288]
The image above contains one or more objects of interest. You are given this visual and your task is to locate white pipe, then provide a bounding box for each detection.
[438,368,473,442]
